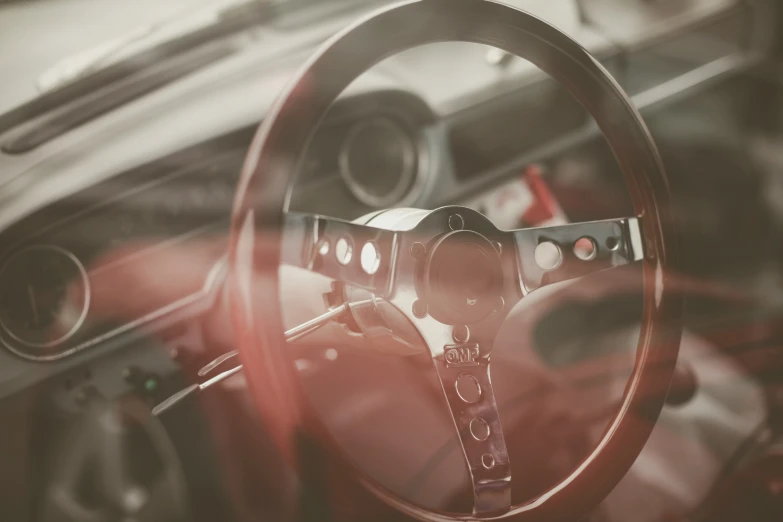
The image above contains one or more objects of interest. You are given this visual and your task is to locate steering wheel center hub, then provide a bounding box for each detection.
[423,229,503,325]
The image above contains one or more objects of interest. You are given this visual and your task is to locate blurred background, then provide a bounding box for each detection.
[0,0,782,521]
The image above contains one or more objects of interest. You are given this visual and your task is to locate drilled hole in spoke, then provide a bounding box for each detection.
[360,242,381,275]
[470,418,490,441]
[318,240,330,256]
[574,237,597,261]
[335,237,353,265]
[481,453,496,469]
[606,236,620,251]
[455,373,482,404]
[534,241,561,270]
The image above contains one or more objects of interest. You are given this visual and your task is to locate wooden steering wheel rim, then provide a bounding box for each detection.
[229,0,683,520]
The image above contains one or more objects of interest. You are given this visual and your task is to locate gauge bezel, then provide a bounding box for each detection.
[338,116,426,208]
[0,245,91,352]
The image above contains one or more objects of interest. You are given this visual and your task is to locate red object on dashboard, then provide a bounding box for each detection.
[522,164,565,226]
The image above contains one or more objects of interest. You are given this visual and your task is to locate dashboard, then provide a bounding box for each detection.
[0,0,759,371]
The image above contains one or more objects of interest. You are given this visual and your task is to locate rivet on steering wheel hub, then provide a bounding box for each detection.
[448,213,465,231]
[412,299,428,318]
[452,324,470,343]
[410,242,426,259]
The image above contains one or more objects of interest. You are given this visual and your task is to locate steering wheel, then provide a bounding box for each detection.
[229,0,682,520]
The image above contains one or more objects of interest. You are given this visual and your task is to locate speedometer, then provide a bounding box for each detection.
[0,245,90,351]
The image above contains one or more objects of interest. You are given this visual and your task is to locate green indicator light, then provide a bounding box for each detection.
[144,378,158,392]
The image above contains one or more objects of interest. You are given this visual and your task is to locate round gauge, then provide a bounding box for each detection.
[339,117,419,208]
[0,245,90,350]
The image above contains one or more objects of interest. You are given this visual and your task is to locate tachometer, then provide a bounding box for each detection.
[0,245,90,351]
[338,117,419,208]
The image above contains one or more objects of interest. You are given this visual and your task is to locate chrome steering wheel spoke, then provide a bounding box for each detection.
[404,311,512,516]
[510,216,643,294]
[282,211,399,296]
[376,207,520,516]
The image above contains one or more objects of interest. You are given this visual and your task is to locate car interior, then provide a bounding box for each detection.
[1,0,783,521]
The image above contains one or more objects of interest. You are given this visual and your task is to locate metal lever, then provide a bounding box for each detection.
[197,301,364,377]
[152,366,244,416]
[153,303,351,416]
[198,351,239,377]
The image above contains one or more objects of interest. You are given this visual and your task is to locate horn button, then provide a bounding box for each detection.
[422,230,504,325]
